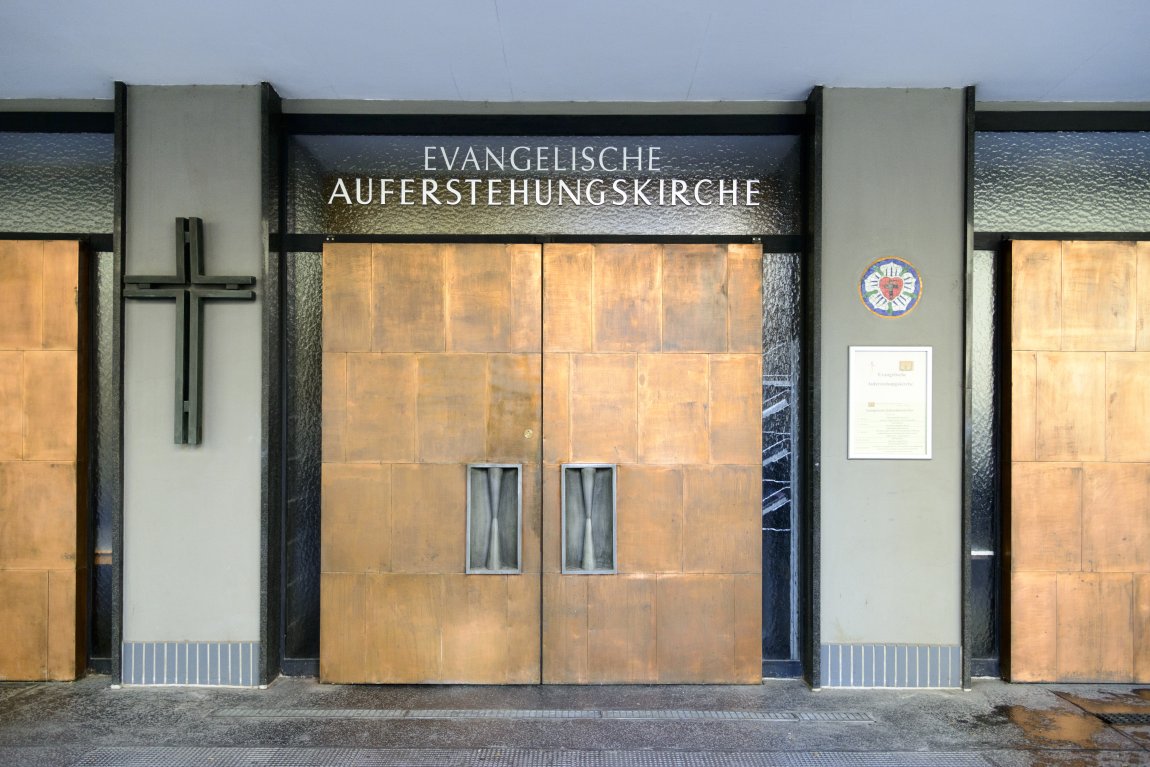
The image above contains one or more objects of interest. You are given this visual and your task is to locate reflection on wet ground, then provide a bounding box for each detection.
[1055,688,1150,715]
[1000,705,1109,749]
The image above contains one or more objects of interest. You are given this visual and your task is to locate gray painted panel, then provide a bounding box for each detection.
[118,642,261,686]
[821,644,961,687]
[123,85,264,642]
[818,89,964,646]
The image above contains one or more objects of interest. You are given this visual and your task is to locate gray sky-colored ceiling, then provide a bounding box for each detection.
[2,0,1148,102]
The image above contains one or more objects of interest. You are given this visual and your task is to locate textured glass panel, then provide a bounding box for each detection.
[762,253,801,661]
[970,557,998,659]
[0,133,113,232]
[90,251,116,661]
[286,140,326,235]
[288,135,800,236]
[284,251,322,660]
[970,251,998,551]
[974,132,1150,231]
[970,249,999,664]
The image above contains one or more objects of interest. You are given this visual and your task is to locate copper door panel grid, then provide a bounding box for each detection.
[543,243,764,356]
[1135,575,1150,681]
[1010,240,1150,683]
[0,240,45,350]
[1139,243,1150,351]
[661,244,728,352]
[1009,572,1057,683]
[1011,240,1061,352]
[321,243,543,684]
[541,243,762,683]
[0,240,85,682]
[1009,351,1036,462]
[1060,241,1137,352]
[1081,464,1150,572]
[0,351,21,460]
[1105,353,1150,461]
[322,242,761,684]
[1033,352,1105,462]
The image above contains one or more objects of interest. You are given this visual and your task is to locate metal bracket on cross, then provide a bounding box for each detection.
[123,217,256,445]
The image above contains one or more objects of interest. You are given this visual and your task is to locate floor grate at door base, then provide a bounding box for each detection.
[1097,712,1150,725]
[74,747,995,767]
[213,708,875,723]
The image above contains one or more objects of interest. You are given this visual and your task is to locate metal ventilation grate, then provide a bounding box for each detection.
[1097,712,1150,726]
[74,747,995,767]
[213,708,875,723]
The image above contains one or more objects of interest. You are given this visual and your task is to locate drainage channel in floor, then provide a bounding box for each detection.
[214,708,875,723]
[1095,712,1150,726]
[73,747,996,767]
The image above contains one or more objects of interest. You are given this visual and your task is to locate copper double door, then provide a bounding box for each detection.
[320,242,762,684]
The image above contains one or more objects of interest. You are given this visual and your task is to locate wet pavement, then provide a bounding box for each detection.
[1,676,1149,766]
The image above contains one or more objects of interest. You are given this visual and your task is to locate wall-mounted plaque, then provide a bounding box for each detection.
[848,346,932,460]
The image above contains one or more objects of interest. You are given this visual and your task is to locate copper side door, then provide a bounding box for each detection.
[541,243,763,683]
[320,243,542,683]
[0,240,88,681]
[1009,240,1150,682]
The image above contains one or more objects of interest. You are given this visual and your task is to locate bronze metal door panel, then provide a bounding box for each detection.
[322,242,762,684]
[541,243,762,684]
[1009,240,1150,683]
[0,240,87,681]
[321,243,542,684]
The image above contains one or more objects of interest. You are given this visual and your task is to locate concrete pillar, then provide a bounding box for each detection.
[122,85,266,685]
[816,88,966,687]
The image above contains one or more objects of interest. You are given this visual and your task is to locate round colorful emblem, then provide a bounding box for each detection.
[859,257,922,318]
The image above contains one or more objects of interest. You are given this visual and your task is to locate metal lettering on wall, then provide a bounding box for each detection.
[123,217,256,445]
[288,135,801,236]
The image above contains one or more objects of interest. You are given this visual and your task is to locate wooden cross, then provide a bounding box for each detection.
[123,217,256,445]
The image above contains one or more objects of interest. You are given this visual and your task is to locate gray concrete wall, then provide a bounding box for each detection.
[819,89,965,646]
[123,86,263,641]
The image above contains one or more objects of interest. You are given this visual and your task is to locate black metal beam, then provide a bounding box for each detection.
[975,231,1150,250]
[801,85,823,690]
[0,111,114,133]
[110,81,127,686]
[975,111,1150,132]
[261,81,284,687]
[283,113,807,136]
[961,85,976,690]
[0,232,112,250]
[275,232,803,253]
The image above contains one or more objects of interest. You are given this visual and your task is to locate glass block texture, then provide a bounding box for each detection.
[562,466,616,573]
[969,250,999,661]
[974,132,1150,232]
[90,251,116,662]
[762,253,801,661]
[288,135,801,236]
[0,133,113,232]
[284,252,322,661]
[467,466,521,573]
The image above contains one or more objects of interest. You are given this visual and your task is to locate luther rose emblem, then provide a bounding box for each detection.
[860,257,922,318]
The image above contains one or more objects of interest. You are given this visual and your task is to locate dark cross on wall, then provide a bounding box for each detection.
[123,217,256,445]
